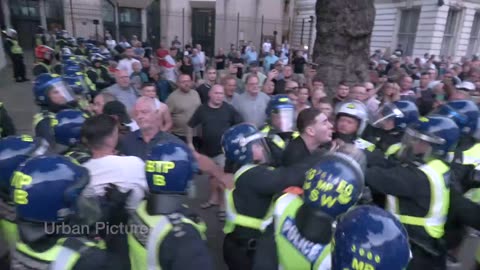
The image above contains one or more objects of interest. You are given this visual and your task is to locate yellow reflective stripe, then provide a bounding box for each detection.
[462,144,480,166]
[260,125,271,134]
[224,164,273,233]
[271,135,286,149]
[354,138,376,152]
[292,131,300,139]
[182,218,207,240]
[385,143,401,157]
[147,215,170,270]
[50,247,81,270]
[16,238,67,260]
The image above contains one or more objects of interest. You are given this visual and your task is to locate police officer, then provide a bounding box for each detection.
[33,45,55,76]
[366,115,460,270]
[64,60,97,98]
[367,100,420,155]
[253,152,365,270]
[0,101,16,138]
[128,142,213,269]
[54,30,69,60]
[34,26,46,46]
[63,74,94,111]
[53,109,91,164]
[75,38,88,56]
[10,154,129,270]
[3,28,28,82]
[86,54,113,90]
[33,73,78,145]
[332,205,411,270]
[260,95,299,165]
[221,123,328,270]
[430,100,480,264]
[0,135,48,266]
[333,100,375,151]
[435,100,480,192]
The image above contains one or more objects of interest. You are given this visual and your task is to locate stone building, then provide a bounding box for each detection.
[292,0,480,60]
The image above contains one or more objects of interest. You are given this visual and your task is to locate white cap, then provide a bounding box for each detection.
[456,81,476,91]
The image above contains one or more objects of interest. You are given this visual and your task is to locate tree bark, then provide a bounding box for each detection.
[313,0,375,94]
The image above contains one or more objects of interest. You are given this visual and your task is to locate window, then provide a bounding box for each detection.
[119,8,141,24]
[440,9,461,57]
[467,12,480,57]
[9,0,39,17]
[45,0,63,19]
[102,0,115,23]
[397,8,420,56]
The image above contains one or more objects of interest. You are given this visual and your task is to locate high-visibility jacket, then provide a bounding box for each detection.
[11,237,104,270]
[127,201,206,270]
[0,199,17,253]
[224,164,274,234]
[260,125,299,150]
[386,159,450,239]
[273,193,331,269]
[10,40,23,55]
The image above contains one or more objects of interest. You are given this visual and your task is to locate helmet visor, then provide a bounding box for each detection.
[47,81,75,104]
[370,103,404,128]
[241,132,272,164]
[396,128,442,162]
[271,107,295,132]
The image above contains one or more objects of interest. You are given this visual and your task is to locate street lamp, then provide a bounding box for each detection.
[93,19,99,42]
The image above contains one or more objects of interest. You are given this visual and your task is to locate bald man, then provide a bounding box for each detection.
[188,85,243,215]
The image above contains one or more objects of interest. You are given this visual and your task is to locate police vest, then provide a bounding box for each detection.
[261,125,300,150]
[128,201,207,270]
[11,237,103,270]
[354,138,376,152]
[386,159,450,239]
[274,193,331,270]
[10,40,23,55]
[460,143,480,167]
[224,164,274,234]
[33,111,57,129]
[35,34,44,46]
[0,199,17,253]
[384,142,402,158]
[65,149,91,165]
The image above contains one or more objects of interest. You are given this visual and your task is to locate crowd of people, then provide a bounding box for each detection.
[2,25,480,270]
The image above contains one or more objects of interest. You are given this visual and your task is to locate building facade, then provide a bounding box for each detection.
[1,0,291,58]
[293,0,480,61]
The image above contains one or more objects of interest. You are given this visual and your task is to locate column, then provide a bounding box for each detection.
[39,0,48,30]
[141,8,147,41]
[114,3,120,41]
[2,0,11,28]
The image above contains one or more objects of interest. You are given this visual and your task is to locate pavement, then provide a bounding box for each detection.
[0,53,478,270]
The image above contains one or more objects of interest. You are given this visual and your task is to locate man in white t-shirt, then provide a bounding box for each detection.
[117,47,140,76]
[262,39,272,56]
[81,114,148,210]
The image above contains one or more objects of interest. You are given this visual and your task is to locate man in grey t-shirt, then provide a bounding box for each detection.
[232,75,271,127]
[105,70,139,113]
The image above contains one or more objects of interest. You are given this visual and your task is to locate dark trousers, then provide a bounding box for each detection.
[11,54,26,80]
[223,233,256,270]
[408,243,446,270]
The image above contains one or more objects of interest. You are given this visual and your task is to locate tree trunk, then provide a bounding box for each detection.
[313,0,375,94]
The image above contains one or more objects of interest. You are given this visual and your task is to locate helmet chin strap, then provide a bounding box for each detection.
[295,204,333,245]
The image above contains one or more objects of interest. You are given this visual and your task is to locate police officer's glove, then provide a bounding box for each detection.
[357,186,373,205]
[103,184,132,225]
